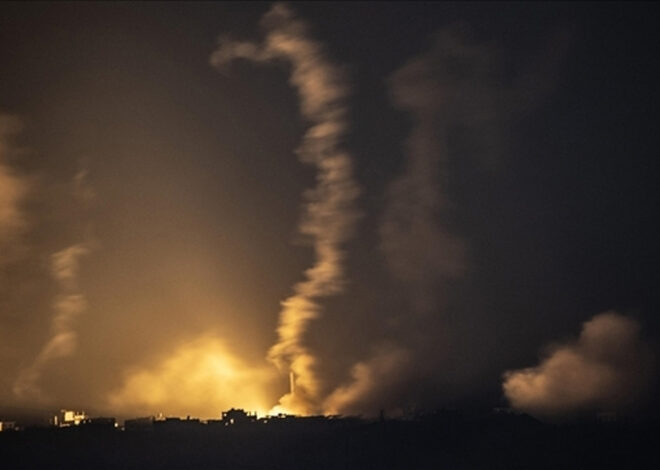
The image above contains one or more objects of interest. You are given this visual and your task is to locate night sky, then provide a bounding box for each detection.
[1,2,658,420]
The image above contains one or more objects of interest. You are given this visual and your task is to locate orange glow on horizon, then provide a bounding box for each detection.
[108,336,277,419]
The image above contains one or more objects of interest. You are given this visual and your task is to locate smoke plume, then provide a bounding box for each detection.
[326,28,502,415]
[13,243,91,400]
[503,312,653,419]
[324,26,570,416]
[210,3,359,414]
[12,166,95,401]
[324,347,411,416]
[381,26,569,305]
[379,27,506,303]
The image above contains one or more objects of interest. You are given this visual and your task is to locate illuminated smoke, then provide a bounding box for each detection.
[503,312,653,419]
[0,114,29,264]
[324,347,411,416]
[109,337,277,418]
[12,167,95,401]
[13,243,91,400]
[210,3,359,415]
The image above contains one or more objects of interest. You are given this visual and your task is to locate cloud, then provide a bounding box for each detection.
[503,312,654,419]
[0,114,29,262]
[211,3,359,415]
[108,337,277,418]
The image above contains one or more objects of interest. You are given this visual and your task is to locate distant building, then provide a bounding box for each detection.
[54,409,87,427]
[221,408,257,425]
[153,416,202,430]
[265,413,297,424]
[0,421,16,432]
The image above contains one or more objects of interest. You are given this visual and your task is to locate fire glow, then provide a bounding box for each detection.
[109,337,277,418]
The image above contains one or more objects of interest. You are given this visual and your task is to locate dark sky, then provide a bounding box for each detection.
[0,2,658,419]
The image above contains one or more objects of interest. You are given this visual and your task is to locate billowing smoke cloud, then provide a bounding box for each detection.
[13,243,91,400]
[109,337,277,418]
[503,312,653,419]
[210,3,359,415]
[0,114,29,263]
[324,347,411,416]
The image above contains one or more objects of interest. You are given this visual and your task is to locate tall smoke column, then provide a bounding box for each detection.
[379,29,486,308]
[13,243,90,400]
[325,27,566,416]
[210,3,359,414]
[379,26,567,310]
[13,165,95,401]
[324,29,481,416]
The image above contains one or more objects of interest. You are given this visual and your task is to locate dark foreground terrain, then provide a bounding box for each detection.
[1,412,658,469]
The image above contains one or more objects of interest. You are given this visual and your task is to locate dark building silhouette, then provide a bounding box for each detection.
[124,416,155,431]
[221,408,257,426]
[153,416,202,431]
[81,417,117,430]
[1,408,658,469]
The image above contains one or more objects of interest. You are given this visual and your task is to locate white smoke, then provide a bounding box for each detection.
[503,312,654,419]
[210,3,359,414]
